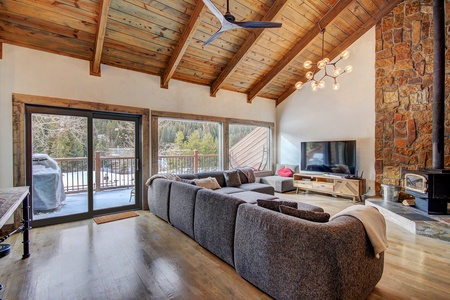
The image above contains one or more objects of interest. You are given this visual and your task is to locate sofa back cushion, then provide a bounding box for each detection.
[194,189,245,267]
[236,167,256,184]
[147,178,172,222]
[169,181,201,239]
[224,170,242,187]
[196,171,226,187]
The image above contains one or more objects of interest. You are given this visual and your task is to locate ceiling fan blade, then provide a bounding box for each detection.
[233,21,282,29]
[201,0,225,23]
[203,29,225,46]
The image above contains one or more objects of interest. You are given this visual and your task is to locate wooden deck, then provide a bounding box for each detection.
[1,192,449,299]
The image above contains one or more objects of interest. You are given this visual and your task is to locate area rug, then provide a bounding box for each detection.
[94,211,139,224]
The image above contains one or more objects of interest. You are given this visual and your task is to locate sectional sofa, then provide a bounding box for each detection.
[147,170,384,300]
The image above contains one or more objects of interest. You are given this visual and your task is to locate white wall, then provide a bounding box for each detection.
[0,44,276,188]
[276,27,376,195]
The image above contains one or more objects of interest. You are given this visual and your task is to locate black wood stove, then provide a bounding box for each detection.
[403,169,450,214]
[402,0,449,215]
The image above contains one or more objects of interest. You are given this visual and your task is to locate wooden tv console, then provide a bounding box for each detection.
[293,173,366,203]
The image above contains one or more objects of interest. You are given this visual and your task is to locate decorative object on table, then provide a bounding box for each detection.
[201,0,282,45]
[295,23,352,91]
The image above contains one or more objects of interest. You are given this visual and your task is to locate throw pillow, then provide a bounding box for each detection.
[180,178,197,185]
[285,164,299,173]
[277,168,294,177]
[279,205,330,223]
[236,167,256,183]
[193,177,221,190]
[224,170,241,187]
[257,199,297,211]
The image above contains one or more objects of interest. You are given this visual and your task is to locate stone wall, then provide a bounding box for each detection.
[375,0,449,192]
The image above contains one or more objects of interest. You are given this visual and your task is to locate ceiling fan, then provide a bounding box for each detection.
[201,0,282,46]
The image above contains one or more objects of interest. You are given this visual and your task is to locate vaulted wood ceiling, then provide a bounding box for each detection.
[0,0,401,105]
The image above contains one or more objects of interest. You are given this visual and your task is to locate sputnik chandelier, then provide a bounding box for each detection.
[295,25,353,91]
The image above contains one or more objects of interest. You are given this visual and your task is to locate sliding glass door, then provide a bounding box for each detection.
[26,106,141,227]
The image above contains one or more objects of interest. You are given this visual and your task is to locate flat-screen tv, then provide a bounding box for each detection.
[300,140,357,175]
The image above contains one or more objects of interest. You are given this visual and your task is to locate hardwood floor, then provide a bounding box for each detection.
[1,192,449,299]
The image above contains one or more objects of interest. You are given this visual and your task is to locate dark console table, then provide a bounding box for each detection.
[0,187,31,299]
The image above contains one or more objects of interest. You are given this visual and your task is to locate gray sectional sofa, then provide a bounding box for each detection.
[147,170,384,300]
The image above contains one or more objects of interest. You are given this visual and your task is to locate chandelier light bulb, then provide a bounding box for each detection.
[305,71,314,80]
[340,50,350,60]
[295,81,304,89]
[311,84,319,92]
[317,60,327,69]
[318,80,325,89]
[323,58,330,64]
[333,82,340,90]
[344,65,353,73]
[333,67,342,76]
[303,60,312,69]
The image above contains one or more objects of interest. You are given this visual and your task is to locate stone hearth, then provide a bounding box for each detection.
[366,199,450,242]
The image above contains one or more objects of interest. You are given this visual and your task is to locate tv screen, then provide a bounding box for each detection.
[300,140,356,175]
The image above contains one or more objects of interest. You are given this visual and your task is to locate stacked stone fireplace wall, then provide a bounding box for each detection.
[375,0,450,193]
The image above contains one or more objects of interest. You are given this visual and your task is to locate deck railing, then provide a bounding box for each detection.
[54,152,135,194]
[158,150,219,174]
[54,151,219,193]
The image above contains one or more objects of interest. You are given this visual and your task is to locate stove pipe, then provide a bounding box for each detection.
[432,0,445,169]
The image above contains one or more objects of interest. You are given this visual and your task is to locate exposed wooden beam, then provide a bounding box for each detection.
[90,0,111,77]
[246,0,354,103]
[161,1,206,89]
[276,0,404,106]
[210,0,289,97]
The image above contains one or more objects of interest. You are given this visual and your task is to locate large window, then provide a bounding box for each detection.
[152,111,273,175]
[158,118,221,173]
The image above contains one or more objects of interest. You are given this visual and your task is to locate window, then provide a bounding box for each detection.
[158,118,221,173]
[229,124,270,171]
[152,111,273,175]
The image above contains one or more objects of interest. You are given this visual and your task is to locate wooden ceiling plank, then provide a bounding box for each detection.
[161,0,206,89]
[91,0,112,76]
[210,0,290,97]
[0,1,97,33]
[276,0,404,105]
[247,0,354,103]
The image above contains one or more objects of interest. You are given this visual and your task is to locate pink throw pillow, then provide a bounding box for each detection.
[277,168,293,177]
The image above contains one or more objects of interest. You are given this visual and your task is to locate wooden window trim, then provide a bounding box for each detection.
[151,110,275,175]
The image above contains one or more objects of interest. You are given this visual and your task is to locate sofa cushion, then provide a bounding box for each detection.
[277,168,294,177]
[169,181,201,238]
[236,167,256,184]
[231,191,278,204]
[224,170,241,187]
[237,182,274,195]
[295,201,324,212]
[194,189,245,267]
[196,171,226,187]
[279,205,330,222]
[257,199,297,211]
[147,178,172,222]
[193,177,221,190]
[213,187,243,194]
[260,175,295,193]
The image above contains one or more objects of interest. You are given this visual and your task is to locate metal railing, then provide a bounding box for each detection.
[54,150,219,193]
[158,150,219,174]
[54,152,135,194]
